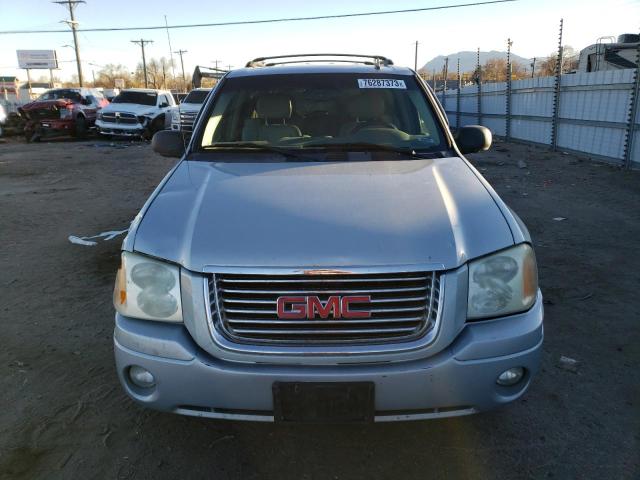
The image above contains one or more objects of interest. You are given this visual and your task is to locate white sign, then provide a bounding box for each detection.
[358,78,406,89]
[114,78,125,89]
[17,50,58,69]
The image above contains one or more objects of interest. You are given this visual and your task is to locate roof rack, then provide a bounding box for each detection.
[245,53,394,69]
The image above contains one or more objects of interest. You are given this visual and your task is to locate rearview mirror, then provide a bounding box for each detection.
[152,130,185,158]
[455,125,492,154]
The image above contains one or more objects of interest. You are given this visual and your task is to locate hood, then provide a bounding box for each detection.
[101,103,156,115]
[176,102,203,113]
[133,157,514,272]
[20,98,73,111]
[19,99,74,120]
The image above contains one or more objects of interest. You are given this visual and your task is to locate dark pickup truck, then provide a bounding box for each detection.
[19,88,109,141]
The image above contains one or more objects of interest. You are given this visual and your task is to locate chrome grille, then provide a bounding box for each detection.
[208,271,441,345]
[179,111,197,132]
[101,112,138,124]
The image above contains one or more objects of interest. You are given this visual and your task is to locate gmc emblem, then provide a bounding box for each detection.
[277,296,371,319]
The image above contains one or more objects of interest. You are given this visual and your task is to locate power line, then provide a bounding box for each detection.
[53,0,85,86]
[131,39,153,88]
[1,0,516,34]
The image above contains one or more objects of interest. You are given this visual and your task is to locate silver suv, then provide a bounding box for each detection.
[113,54,543,423]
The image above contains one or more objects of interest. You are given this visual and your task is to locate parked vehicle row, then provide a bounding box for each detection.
[13,86,211,141]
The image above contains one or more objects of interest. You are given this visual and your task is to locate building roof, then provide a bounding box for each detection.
[20,82,52,89]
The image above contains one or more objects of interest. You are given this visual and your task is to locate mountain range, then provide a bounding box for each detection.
[420,50,532,73]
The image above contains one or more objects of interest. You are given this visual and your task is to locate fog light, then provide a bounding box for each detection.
[129,365,155,388]
[496,367,524,386]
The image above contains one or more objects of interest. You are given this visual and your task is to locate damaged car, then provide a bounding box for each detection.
[96,88,175,139]
[19,88,108,142]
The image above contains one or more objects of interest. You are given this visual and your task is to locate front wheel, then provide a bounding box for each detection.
[74,116,88,139]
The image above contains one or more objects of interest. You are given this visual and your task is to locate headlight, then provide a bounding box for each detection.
[171,109,180,122]
[113,251,182,322]
[467,243,538,319]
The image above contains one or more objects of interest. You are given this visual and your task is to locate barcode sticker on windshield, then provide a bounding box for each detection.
[358,79,406,89]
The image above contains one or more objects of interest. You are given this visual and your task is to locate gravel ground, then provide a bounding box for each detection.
[0,138,638,479]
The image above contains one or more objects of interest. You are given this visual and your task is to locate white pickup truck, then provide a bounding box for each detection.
[170,88,211,134]
[96,88,175,138]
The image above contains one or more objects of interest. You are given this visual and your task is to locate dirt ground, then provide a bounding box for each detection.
[0,137,638,480]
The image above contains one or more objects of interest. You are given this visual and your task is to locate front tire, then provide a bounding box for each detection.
[74,116,88,139]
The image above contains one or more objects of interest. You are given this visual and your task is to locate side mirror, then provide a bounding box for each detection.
[152,130,185,158]
[159,102,169,108]
[455,125,492,154]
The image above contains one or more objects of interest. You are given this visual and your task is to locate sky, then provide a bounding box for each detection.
[1,0,638,82]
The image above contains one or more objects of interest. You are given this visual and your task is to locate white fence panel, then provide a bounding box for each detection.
[511,118,552,144]
[511,77,555,118]
[442,68,639,166]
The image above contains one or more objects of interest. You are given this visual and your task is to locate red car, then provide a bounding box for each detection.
[19,88,109,141]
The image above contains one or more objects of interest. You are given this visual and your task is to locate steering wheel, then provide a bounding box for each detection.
[350,120,398,133]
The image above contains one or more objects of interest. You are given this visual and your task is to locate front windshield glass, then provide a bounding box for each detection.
[183,90,209,104]
[112,91,157,106]
[38,89,81,102]
[197,73,447,154]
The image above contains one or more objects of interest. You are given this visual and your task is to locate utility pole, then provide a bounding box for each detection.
[174,49,187,89]
[531,57,536,78]
[53,0,85,87]
[164,15,176,87]
[132,39,153,88]
[414,41,419,71]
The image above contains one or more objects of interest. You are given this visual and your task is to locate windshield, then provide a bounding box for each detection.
[196,73,447,156]
[37,89,81,102]
[183,90,209,104]
[112,91,157,106]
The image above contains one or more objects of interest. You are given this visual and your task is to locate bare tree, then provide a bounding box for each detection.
[538,46,579,77]
[94,64,131,88]
[480,58,529,82]
[134,57,174,89]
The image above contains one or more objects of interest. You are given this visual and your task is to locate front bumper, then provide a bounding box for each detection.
[114,294,543,422]
[96,119,145,136]
[26,118,76,135]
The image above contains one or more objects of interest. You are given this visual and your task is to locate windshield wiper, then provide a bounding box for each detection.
[303,142,443,159]
[202,143,321,161]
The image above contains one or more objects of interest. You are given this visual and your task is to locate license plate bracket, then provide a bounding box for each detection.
[273,382,375,423]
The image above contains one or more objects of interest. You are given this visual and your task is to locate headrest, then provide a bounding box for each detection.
[256,94,293,119]
[347,94,385,119]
